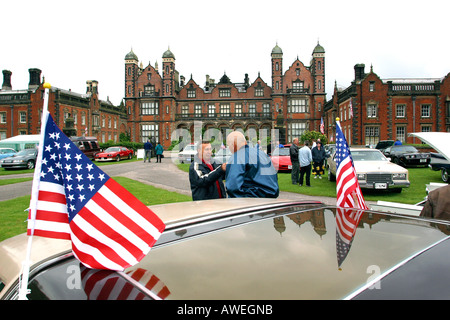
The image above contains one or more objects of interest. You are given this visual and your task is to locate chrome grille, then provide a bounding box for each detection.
[367,174,392,184]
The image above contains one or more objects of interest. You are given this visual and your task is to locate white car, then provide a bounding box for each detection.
[177,143,197,163]
[328,148,410,193]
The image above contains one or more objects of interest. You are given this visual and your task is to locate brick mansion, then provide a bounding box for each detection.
[1,43,449,148]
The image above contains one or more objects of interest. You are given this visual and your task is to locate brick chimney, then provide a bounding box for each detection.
[2,70,12,90]
[354,64,365,82]
[28,68,41,91]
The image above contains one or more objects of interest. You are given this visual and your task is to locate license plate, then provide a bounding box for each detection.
[420,159,427,162]
[375,183,387,189]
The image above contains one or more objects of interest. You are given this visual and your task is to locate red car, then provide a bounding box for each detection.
[270,145,292,172]
[94,146,133,162]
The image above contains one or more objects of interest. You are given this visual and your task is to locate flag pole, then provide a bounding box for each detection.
[18,82,51,300]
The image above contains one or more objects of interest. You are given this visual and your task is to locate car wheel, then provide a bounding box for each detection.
[128,154,132,160]
[116,155,120,162]
[442,168,449,183]
[27,160,35,170]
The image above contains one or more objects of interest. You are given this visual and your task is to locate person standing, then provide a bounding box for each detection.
[144,139,153,163]
[189,141,226,201]
[298,140,312,187]
[155,142,164,163]
[311,141,326,179]
[289,138,300,184]
[225,131,279,198]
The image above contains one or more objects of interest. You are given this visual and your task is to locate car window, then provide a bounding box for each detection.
[352,151,386,161]
[272,148,290,156]
[106,147,120,152]
[23,258,155,300]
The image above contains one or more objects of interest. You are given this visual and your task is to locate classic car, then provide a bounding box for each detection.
[0,148,38,170]
[0,148,17,160]
[94,146,133,162]
[410,132,450,184]
[270,146,292,172]
[2,197,450,300]
[177,143,197,163]
[375,140,394,153]
[212,148,232,164]
[429,153,450,183]
[383,145,430,167]
[328,148,410,192]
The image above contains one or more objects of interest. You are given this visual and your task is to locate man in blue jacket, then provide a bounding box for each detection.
[225,131,279,198]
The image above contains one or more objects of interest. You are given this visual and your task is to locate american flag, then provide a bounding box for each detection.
[28,113,165,270]
[81,266,170,300]
[334,120,368,210]
[320,117,324,134]
[334,120,366,268]
[335,207,364,268]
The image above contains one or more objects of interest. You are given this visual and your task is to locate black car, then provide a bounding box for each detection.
[429,152,450,183]
[384,145,430,167]
[0,148,38,170]
[375,140,394,152]
[2,198,450,300]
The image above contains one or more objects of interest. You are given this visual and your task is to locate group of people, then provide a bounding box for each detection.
[144,139,164,163]
[289,138,327,187]
[189,131,279,200]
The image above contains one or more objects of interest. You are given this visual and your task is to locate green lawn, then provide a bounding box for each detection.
[0,177,191,242]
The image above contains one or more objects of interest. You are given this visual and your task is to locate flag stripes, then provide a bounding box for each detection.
[27,113,165,271]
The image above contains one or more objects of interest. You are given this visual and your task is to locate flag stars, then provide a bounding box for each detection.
[88,184,95,191]
[75,163,83,171]
[76,184,84,191]
[78,194,86,202]
[63,143,71,151]
[75,154,82,161]
[64,163,72,171]
[64,153,71,161]
[75,174,83,182]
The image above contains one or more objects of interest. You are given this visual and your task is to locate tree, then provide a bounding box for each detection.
[300,130,328,145]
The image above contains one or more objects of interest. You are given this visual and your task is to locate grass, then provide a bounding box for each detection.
[0,177,191,242]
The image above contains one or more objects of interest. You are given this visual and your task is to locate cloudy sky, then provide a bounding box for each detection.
[2,0,449,105]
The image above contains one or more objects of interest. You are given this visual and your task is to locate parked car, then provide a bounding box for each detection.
[429,152,450,183]
[328,148,410,193]
[177,143,197,163]
[2,197,450,300]
[0,148,17,160]
[213,148,231,164]
[94,146,133,162]
[270,146,292,172]
[0,148,38,170]
[70,137,101,159]
[375,140,394,152]
[383,145,430,167]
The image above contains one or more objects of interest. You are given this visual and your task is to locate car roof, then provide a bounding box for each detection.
[3,198,450,300]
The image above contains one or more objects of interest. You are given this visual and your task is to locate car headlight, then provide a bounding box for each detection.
[356,173,366,180]
[393,173,406,180]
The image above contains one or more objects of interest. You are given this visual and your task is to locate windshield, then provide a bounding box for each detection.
[16,149,36,156]
[394,146,418,153]
[351,150,387,161]
[272,148,290,156]
[105,147,121,152]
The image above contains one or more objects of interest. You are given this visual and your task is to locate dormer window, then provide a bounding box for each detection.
[219,88,231,97]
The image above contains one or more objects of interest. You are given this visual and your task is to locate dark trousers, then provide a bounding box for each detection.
[291,161,300,184]
[299,164,311,186]
[156,154,162,163]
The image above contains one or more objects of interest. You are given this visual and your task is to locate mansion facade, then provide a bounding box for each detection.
[124,43,326,148]
[324,64,450,146]
[1,44,450,149]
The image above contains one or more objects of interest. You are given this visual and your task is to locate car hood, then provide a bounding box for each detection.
[410,132,450,162]
[354,160,407,173]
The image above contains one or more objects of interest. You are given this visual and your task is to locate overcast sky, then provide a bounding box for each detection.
[2,0,449,105]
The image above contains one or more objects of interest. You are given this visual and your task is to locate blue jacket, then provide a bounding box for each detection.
[226,145,279,198]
